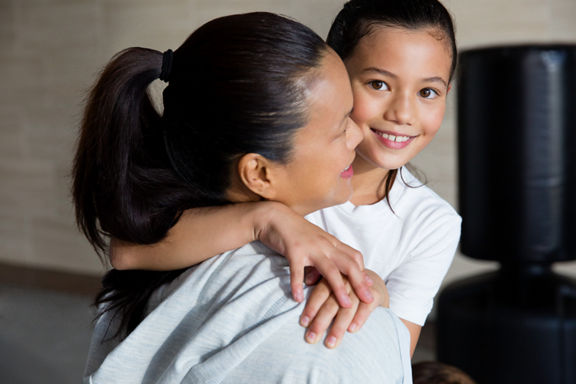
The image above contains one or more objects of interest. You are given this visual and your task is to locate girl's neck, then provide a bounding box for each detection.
[349,154,391,206]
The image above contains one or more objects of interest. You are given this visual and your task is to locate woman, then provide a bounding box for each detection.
[74,12,411,383]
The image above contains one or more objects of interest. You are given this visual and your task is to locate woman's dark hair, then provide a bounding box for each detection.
[72,12,329,338]
[327,0,457,203]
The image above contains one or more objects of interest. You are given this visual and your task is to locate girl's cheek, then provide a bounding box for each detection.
[350,101,371,126]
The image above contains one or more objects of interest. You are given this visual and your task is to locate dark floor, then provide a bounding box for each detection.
[0,283,95,384]
[0,267,436,384]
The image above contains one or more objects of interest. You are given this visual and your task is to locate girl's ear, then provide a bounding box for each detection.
[237,153,280,200]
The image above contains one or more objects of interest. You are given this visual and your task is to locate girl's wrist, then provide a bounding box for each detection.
[250,201,291,243]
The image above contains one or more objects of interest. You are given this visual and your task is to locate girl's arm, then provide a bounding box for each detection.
[110,201,374,307]
[399,319,421,357]
[110,202,272,271]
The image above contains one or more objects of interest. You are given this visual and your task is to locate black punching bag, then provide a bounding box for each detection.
[437,45,576,384]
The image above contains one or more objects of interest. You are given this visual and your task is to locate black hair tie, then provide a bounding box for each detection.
[159,49,173,83]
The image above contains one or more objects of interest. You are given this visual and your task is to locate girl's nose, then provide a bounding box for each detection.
[384,93,414,126]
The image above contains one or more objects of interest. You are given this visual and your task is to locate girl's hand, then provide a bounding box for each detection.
[256,203,374,308]
[299,270,389,349]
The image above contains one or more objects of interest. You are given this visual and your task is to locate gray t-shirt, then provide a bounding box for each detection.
[84,242,412,383]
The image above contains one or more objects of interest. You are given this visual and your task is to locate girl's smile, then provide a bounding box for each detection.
[370,128,417,149]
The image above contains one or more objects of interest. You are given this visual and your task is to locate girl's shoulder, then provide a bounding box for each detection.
[309,168,460,230]
[391,168,460,219]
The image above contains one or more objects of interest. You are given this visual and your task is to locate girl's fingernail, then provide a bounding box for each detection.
[365,274,374,285]
[349,323,357,332]
[342,295,352,307]
[294,291,303,302]
[364,289,374,301]
[326,336,337,348]
[300,316,310,327]
[306,331,317,343]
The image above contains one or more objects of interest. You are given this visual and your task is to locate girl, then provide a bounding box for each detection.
[110,0,460,356]
[76,12,410,382]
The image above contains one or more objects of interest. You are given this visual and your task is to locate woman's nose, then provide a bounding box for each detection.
[347,118,363,150]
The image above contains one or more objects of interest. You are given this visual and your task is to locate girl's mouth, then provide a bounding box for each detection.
[371,128,416,149]
[340,164,354,179]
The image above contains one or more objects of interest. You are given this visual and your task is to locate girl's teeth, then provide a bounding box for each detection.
[378,132,410,143]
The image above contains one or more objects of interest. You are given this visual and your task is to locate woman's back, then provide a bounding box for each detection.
[85,242,411,383]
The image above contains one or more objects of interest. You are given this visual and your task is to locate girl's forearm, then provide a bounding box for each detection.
[110,201,286,270]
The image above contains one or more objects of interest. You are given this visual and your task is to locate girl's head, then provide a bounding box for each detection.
[326,0,457,201]
[73,12,358,254]
[327,0,456,79]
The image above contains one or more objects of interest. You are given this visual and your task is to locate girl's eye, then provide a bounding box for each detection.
[369,80,389,91]
[419,88,439,99]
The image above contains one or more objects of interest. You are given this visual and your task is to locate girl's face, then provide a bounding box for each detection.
[272,50,362,216]
[344,26,452,173]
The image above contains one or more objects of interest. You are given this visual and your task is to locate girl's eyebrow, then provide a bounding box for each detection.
[422,76,448,88]
[362,67,448,88]
[362,67,397,79]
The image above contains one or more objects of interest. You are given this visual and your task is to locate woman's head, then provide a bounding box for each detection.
[326,0,457,201]
[164,14,360,217]
[73,12,357,253]
[164,13,333,205]
[74,12,359,338]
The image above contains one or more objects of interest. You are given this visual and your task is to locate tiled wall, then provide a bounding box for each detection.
[1,0,575,281]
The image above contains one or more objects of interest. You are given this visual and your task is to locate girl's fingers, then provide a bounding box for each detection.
[346,268,375,304]
[337,242,365,270]
[324,296,359,349]
[289,262,305,303]
[312,262,352,308]
[332,255,373,305]
[304,295,340,345]
[300,281,331,327]
[347,302,373,333]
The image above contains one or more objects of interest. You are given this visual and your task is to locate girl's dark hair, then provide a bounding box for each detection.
[327,0,457,202]
[72,12,328,338]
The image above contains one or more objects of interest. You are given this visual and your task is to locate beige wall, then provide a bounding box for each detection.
[1,0,576,282]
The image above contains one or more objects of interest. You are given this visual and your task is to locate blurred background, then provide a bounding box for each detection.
[1,0,575,383]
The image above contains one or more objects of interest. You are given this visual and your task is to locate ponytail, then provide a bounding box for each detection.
[73,48,196,339]
[73,48,190,257]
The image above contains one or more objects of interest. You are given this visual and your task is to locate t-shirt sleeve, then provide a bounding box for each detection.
[386,205,462,326]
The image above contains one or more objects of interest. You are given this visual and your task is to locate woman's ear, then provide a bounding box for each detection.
[237,153,280,200]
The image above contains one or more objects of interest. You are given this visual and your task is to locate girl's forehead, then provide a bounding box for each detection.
[347,25,452,82]
[358,25,450,57]
[363,24,447,44]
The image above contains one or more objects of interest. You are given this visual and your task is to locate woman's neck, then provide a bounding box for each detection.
[349,154,391,206]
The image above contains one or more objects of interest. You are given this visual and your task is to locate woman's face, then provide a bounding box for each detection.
[344,26,452,173]
[272,50,362,216]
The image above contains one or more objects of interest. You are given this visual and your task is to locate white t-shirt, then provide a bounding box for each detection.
[84,243,413,384]
[306,168,461,326]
